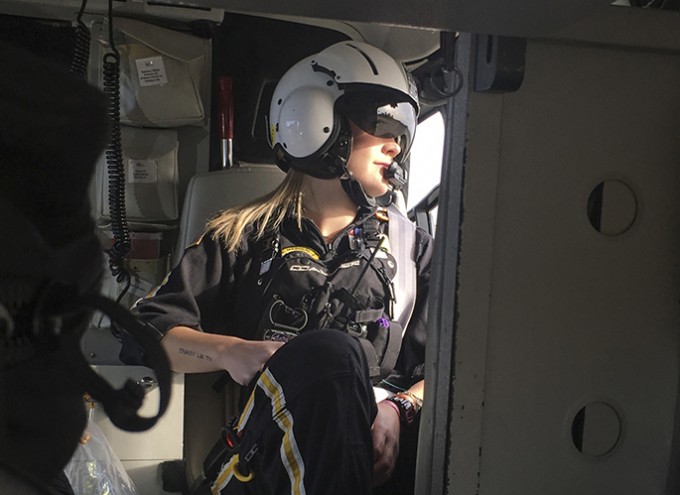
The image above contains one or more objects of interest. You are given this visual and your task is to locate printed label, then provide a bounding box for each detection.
[135,56,168,87]
[127,159,158,183]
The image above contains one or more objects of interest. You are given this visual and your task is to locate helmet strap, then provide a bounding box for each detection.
[340,170,377,208]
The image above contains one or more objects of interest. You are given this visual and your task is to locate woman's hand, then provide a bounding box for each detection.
[371,400,401,486]
[219,338,284,385]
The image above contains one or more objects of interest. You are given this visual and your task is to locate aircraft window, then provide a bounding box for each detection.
[407,111,445,234]
[407,111,444,211]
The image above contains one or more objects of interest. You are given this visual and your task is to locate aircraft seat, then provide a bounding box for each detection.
[173,163,285,491]
[174,164,286,265]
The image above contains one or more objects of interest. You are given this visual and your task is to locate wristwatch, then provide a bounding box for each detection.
[385,394,417,425]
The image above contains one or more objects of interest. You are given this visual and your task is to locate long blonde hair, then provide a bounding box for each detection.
[207,169,306,252]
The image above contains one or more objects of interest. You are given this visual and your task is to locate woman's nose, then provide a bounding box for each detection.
[383,138,402,158]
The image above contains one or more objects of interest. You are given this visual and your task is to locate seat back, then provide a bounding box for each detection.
[175,163,285,488]
[174,163,286,265]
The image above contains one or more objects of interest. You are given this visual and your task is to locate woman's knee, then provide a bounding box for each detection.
[268,329,367,378]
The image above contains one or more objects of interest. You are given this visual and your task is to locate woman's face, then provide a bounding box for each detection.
[345,121,402,198]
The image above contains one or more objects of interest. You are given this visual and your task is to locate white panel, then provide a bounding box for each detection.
[451,36,680,494]
[91,366,184,460]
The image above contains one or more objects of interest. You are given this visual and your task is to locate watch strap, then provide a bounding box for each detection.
[385,394,417,425]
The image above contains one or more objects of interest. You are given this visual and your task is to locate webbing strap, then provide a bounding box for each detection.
[387,205,417,334]
[379,320,404,378]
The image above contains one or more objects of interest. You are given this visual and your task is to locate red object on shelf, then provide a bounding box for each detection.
[217,76,235,168]
[217,76,234,141]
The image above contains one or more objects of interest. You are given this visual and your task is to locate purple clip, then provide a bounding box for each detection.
[376,317,389,329]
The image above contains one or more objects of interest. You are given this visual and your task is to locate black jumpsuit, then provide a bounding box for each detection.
[133,207,433,494]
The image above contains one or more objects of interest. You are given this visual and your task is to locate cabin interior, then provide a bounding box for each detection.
[0,0,679,494]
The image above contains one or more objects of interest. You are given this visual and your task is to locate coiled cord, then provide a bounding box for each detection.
[69,0,90,80]
[102,9,131,295]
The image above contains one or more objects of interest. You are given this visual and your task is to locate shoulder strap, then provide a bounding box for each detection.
[386,204,417,333]
[256,228,280,276]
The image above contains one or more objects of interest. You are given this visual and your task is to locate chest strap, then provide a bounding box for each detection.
[359,205,418,380]
[386,204,417,334]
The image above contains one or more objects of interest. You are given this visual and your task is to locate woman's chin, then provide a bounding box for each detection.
[368,183,391,198]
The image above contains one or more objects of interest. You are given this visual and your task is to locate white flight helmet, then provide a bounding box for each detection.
[269,41,419,181]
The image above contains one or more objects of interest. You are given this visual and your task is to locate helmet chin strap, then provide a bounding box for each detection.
[340,170,378,209]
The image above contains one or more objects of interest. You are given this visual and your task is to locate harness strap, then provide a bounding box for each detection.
[386,204,417,334]
[358,205,417,380]
[378,320,404,379]
[358,339,381,379]
[255,207,418,382]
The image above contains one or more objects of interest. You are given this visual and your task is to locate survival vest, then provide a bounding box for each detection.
[252,205,417,383]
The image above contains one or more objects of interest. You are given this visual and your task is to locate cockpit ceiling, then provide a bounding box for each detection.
[183,0,614,37]
[2,0,675,64]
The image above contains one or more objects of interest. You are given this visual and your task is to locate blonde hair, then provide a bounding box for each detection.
[207,169,306,252]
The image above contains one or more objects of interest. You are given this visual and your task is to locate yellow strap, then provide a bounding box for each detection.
[232,454,254,483]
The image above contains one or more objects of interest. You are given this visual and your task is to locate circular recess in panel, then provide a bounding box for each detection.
[587,180,638,236]
[571,401,622,457]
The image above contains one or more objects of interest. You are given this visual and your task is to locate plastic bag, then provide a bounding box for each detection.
[64,417,137,495]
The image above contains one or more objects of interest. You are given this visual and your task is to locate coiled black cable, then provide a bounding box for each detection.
[69,0,90,80]
[102,4,131,296]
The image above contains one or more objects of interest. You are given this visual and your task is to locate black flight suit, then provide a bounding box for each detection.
[133,207,433,494]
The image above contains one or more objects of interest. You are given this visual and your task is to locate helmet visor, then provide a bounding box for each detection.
[337,88,417,156]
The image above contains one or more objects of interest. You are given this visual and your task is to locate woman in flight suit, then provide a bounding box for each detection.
[133,40,432,495]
